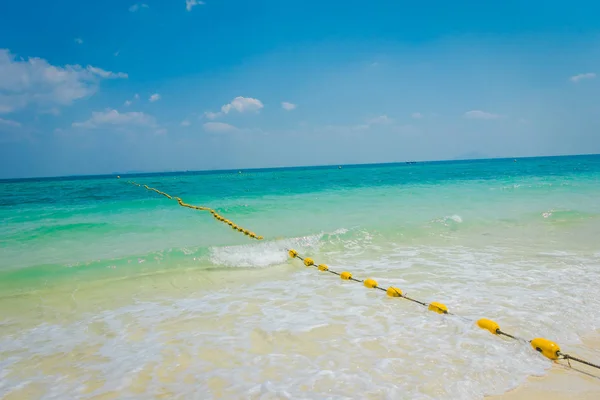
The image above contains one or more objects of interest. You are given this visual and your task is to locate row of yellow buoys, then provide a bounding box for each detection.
[288,248,600,369]
[121,178,263,240]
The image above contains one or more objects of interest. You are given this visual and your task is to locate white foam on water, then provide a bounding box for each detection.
[431,215,463,227]
[207,228,352,268]
[448,215,463,223]
[1,242,600,399]
[208,233,323,268]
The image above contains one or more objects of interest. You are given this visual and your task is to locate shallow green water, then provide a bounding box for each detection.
[2,155,599,290]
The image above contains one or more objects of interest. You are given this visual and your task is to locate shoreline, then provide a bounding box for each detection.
[2,264,599,399]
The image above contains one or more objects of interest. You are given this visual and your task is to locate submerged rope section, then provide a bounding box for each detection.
[120,177,263,240]
[117,176,599,372]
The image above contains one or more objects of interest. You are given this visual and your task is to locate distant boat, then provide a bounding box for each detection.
[406,161,417,164]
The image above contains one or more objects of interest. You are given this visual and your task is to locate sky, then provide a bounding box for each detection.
[0,1,599,179]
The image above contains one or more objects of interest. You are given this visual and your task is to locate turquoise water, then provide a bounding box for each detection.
[1,155,600,399]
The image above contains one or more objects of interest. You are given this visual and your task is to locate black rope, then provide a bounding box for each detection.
[497,330,521,341]
[404,296,429,307]
[560,353,600,370]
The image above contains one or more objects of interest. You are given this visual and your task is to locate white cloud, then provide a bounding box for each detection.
[221,96,263,114]
[186,0,205,11]
[281,101,296,111]
[204,96,264,119]
[412,112,423,119]
[0,118,21,128]
[74,38,83,45]
[181,120,191,127]
[203,122,238,133]
[149,93,161,102]
[367,115,393,125]
[72,109,157,129]
[570,72,596,83]
[124,100,132,107]
[0,49,128,114]
[129,3,149,12]
[464,110,501,120]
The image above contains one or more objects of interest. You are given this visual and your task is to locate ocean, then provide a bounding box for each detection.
[1,155,600,399]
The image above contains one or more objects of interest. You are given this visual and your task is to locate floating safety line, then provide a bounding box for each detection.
[118,176,264,240]
[115,176,599,372]
[287,249,600,371]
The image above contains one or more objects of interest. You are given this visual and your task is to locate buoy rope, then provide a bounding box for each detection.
[121,177,263,240]
[559,353,600,370]
[288,249,600,371]
[116,176,600,372]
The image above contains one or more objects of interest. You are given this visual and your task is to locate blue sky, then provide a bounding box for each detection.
[0,0,599,178]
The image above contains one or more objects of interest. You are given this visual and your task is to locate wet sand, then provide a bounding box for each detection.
[494,334,600,400]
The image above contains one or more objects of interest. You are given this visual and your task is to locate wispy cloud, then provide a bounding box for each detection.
[203,122,238,133]
[569,72,596,83]
[0,118,21,128]
[318,114,395,134]
[149,93,161,102]
[181,120,191,127]
[203,111,220,120]
[186,0,205,11]
[464,110,501,120]
[367,115,393,125]
[74,38,83,45]
[41,107,61,116]
[0,48,128,114]
[86,66,128,79]
[72,109,157,129]
[129,3,149,12]
[281,102,297,111]
[123,93,139,107]
[411,112,423,119]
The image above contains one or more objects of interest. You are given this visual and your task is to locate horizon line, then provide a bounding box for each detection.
[2,152,600,182]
